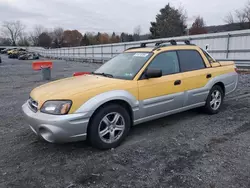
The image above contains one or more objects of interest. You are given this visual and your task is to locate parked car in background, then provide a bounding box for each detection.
[0,48,5,53]
[0,49,5,54]
[18,53,39,60]
[8,52,19,59]
[22,40,239,149]
[32,53,40,60]
[1,48,12,54]
[9,50,27,59]
[18,53,28,60]
[9,48,26,55]
[7,48,18,55]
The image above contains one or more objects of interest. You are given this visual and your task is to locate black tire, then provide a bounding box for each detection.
[204,85,224,114]
[88,104,131,150]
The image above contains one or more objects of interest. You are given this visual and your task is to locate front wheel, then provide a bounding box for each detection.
[204,85,224,114]
[88,104,131,149]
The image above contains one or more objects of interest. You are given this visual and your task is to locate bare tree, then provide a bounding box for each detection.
[133,25,141,41]
[178,5,188,25]
[18,32,30,46]
[53,27,64,39]
[235,10,246,23]
[224,12,235,24]
[2,21,25,46]
[243,0,250,27]
[134,25,141,36]
[52,27,64,48]
[224,0,250,29]
[30,25,45,46]
[0,37,11,46]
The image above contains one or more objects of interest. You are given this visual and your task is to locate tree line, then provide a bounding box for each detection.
[0,23,149,48]
[1,0,250,48]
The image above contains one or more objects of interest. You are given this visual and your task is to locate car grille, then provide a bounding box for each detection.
[28,97,38,112]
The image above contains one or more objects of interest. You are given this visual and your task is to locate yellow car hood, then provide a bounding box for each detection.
[30,74,124,107]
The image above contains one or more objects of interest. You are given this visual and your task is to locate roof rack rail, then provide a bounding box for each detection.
[152,39,193,51]
[141,39,192,47]
[125,39,193,51]
[140,40,177,47]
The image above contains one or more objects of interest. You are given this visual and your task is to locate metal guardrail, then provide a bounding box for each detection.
[234,61,250,68]
[5,29,248,68]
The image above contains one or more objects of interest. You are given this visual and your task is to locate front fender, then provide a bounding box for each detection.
[75,90,140,119]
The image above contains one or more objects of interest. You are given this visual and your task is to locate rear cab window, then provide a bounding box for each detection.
[177,50,206,72]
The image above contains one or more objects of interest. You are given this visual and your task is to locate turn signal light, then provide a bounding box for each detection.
[60,103,71,114]
[73,72,90,76]
[234,65,238,73]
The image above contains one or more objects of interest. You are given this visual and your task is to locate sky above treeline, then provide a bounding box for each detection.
[0,0,246,34]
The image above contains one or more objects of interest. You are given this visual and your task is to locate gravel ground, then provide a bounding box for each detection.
[0,55,250,188]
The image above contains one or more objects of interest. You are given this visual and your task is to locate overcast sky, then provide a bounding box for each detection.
[0,0,246,34]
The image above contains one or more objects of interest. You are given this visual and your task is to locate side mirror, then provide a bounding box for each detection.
[145,69,162,79]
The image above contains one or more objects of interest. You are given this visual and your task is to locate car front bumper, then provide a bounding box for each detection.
[22,102,90,143]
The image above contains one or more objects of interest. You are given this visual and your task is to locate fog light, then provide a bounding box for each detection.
[39,127,54,143]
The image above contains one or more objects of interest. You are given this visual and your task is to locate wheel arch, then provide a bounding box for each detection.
[75,90,139,132]
[213,82,225,96]
[75,90,138,113]
[87,99,134,136]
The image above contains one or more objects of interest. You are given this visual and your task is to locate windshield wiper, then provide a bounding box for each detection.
[91,72,113,78]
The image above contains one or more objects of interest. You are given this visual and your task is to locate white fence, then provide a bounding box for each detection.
[28,29,250,67]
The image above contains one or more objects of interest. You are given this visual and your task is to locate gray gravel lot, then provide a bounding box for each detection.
[0,55,250,188]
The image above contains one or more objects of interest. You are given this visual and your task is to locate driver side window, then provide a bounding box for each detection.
[147,51,180,76]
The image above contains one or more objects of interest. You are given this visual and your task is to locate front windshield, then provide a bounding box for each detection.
[94,52,153,80]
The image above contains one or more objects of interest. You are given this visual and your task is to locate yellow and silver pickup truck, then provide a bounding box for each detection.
[22,40,238,149]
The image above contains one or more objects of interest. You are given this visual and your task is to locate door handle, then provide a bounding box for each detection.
[206,74,212,79]
[174,80,181,85]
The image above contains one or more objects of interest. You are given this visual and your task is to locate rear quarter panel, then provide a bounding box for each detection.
[209,62,238,95]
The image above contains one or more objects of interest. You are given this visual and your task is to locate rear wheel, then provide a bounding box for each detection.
[204,85,224,114]
[88,104,131,149]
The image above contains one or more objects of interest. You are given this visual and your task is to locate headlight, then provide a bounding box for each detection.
[40,100,72,115]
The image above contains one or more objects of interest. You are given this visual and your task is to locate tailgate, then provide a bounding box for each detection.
[218,61,235,66]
